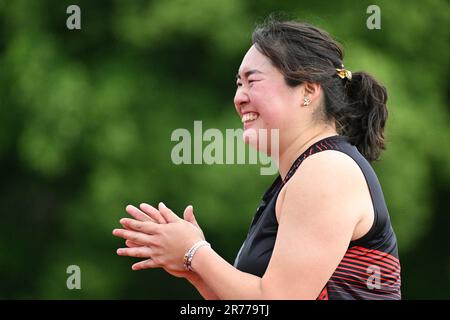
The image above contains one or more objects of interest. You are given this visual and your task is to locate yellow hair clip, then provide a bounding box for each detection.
[336,66,352,80]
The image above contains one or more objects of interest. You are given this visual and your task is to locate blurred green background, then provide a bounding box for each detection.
[0,0,449,299]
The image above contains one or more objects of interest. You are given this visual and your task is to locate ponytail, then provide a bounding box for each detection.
[250,17,389,162]
[339,72,388,162]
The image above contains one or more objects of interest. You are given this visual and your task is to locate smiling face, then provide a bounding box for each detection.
[234,45,305,154]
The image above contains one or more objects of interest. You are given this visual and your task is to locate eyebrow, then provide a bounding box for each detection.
[235,69,263,80]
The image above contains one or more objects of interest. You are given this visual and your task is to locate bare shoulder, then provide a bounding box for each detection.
[296,149,362,180]
[276,150,368,224]
[265,150,372,298]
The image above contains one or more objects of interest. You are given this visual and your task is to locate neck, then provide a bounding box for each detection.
[276,126,338,182]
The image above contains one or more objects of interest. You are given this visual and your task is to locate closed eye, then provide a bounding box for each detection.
[236,79,260,87]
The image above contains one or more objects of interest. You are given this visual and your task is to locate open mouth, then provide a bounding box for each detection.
[241,112,259,123]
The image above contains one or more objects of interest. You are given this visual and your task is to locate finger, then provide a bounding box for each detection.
[158,202,180,223]
[112,228,158,246]
[125,240,141,248]
[132,259,159,271]
[125,238,148,247]
[183,205,199,228]
[126,205,153,222]
[124,224,137,232]
[117,247,153,258]
[123,225,158,248]
[140,203,167,224]
[120,218,160,235]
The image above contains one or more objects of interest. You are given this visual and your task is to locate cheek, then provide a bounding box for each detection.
[251,85,291,128]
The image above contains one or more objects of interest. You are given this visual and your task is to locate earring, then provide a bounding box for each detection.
[303,97,311,106]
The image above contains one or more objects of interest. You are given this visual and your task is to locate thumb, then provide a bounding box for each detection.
[183,205,199,228]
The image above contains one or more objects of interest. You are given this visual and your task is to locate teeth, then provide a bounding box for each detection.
[241,112,259,123]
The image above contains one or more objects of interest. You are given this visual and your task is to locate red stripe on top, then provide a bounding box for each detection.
[333,267,400,288]
[344,251,400,270]
[343,253,400,272]
[331,272,400,291]
[324,245,401,299]
[341,256,400,275]
[335,261,401,287]
[323,139,336,149]
[349,246,400,265]
[317,287,329,300]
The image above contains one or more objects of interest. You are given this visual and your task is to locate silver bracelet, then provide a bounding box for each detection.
[183,240,211,271]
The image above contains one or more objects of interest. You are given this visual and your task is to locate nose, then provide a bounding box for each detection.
[234,88,250,115]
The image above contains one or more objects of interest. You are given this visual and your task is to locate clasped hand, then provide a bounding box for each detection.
[112,202,205,276]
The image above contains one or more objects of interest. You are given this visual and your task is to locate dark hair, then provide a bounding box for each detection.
[252,16,388,162]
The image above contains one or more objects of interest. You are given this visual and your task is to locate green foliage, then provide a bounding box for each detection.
[0,0,449,299]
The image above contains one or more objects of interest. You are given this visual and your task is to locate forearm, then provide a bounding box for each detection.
[191,246,264,300]
[186,274,220,300]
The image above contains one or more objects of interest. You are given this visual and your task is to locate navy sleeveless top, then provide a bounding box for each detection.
[233,135,401,300]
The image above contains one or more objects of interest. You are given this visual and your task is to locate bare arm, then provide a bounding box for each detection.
[186,273,220,300]
[190,246,263,299]
[189,151,362,299]
[115,152,362,299]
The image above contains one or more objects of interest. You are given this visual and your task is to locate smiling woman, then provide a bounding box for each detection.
[113,15,401,300]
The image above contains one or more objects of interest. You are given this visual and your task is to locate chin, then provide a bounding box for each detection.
[242,127,277,156]
[243,128,258,147]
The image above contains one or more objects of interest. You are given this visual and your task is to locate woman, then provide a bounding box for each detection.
[113,17,401,300]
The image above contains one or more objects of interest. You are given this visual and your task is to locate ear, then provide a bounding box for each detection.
[303,82,321,102]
